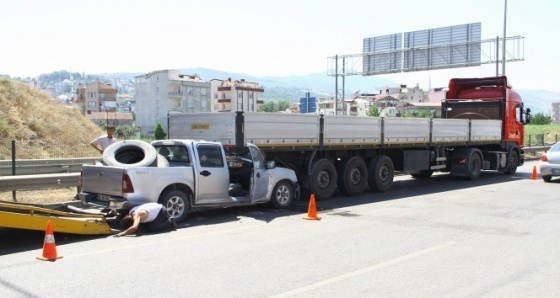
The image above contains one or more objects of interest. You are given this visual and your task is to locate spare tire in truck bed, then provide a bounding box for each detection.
[103,140,167,167]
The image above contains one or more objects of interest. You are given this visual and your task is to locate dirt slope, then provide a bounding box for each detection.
[0,78,104,159]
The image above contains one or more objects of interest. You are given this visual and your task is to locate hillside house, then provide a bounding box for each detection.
[76,81,118,115]
[210,78,264,112]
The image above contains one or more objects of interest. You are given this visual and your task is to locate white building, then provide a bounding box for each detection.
[134,69,210,135]
[377,83,425,103]
[210,78,264,112]
[347,99,370,116]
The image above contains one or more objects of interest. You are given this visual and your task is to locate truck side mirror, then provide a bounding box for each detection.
[266,161,276,169]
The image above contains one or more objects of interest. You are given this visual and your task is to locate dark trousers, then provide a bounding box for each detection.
[147,208,173,232]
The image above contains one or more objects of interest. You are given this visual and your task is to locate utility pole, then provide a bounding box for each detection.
[502,0,507,76]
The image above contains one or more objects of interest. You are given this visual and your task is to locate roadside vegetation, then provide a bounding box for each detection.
[0,78,104,159]
[524,113,559,145]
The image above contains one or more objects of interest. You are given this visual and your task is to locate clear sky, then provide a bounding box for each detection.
[1,0,558,91]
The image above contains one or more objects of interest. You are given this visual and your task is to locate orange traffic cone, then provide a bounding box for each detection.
[37,221,63,261]
[303,194,321,220]
[530,165,538,180]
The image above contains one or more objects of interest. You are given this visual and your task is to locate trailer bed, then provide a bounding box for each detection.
[169,112,502,149]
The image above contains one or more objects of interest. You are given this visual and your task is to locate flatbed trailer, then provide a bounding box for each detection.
[0,201,114,235]
[168,76,530,200]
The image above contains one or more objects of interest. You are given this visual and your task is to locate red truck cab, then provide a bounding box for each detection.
[443,76,531,147]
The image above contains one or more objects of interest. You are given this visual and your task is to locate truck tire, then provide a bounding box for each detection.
[468,153,482,180]
[503,149,519,175]
[310,159,337,200]
[368,155,394,192]
[337,157,368,196]
[269,180,294,209]
[159,189,190,223]
[103,140,158,167]
[410,170,433,179]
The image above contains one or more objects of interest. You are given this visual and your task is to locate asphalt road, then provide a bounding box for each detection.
[1,160,559,297]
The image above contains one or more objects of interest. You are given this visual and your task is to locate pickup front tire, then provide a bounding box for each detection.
[160,190,190,223]
[270,181,294,209]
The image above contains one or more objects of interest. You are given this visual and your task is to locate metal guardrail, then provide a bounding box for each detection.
[523,146,550,156]
[0,146,550,192]
[0,157,100,176]
[0,173,80,191]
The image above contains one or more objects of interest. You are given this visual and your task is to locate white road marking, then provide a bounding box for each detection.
[271,241,457,298]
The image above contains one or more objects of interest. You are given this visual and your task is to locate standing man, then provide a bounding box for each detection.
[90,126,116,154]
[114,203,177,237]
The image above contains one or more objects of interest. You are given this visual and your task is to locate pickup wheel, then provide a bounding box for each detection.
[310,159,337,200]
[337,157,368,196]
[160,190,190,223]
[543,175,552,182]
[368,155,394,192]
[270,181,294,209]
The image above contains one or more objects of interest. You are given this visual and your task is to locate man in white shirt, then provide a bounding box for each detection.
[115,203,177,237]
[90,126,116,154]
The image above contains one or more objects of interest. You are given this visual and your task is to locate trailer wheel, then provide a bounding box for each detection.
[368,156,394,192]
[410,170,433,179]
[468,153,482,180]
[503,150,519,175]
[160,189,190,223]
[337,157,368,196]
[270,180,294,209]
[310,159,337,200]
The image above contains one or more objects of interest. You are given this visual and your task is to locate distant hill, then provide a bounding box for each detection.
[173,67,396,102]
[516,90,560,116]
[172,68,560,112]
[0,78,103,159]
[30,68,560,115]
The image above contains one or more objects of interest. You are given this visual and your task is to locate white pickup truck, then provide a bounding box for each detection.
[79,139,299,222]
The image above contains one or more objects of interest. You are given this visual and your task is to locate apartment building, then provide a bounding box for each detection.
[134,69,211,135]
[317,99,343,116]
[210,78,264,112]
[76,81,118,115]
[552,102,560,123]
[376,83,425,102]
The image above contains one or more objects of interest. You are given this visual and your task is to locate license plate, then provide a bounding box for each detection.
[98,195,110,202]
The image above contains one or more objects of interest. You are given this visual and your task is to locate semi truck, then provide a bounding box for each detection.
[168,76,531,200]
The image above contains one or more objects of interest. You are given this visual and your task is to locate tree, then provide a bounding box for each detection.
[366,106,380,117]
[115,125,140,140]
[401,109,434,118]
[154,123,167,140]
[531,113,552,125]
[258,100,290,112]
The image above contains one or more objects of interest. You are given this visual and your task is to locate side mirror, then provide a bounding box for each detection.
[266,160,276,169]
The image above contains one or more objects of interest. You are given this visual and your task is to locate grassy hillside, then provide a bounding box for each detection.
[525,124,560,146]
[0,78,104,159]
